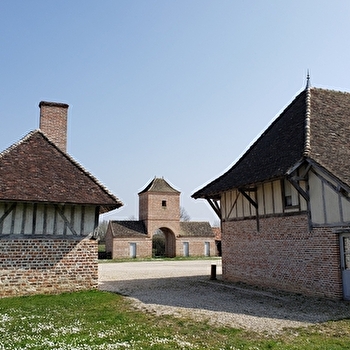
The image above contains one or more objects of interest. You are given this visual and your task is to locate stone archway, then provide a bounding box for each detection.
[152,227,176,258]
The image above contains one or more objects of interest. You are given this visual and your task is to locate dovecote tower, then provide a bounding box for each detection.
[138,177,180,256]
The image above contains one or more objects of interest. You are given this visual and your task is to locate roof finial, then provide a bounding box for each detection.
[305,70,311,89]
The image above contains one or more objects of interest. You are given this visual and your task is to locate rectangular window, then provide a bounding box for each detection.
[162,200,167,207]
[285,195,292,207]
[283,179,298,208]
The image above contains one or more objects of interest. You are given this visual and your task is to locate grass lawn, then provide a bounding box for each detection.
[0,290,349,349]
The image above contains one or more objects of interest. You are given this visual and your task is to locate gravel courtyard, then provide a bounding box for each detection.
[98,259,350,334]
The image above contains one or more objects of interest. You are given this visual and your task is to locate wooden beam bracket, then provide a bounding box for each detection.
[206,198,221,220]
[238,188,259,231]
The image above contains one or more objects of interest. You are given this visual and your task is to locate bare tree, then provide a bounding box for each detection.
[180,206,190,221]
[94,220,108,241]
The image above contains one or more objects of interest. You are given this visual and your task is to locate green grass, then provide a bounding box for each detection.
[0,290,349,349]
[98,244,106,252]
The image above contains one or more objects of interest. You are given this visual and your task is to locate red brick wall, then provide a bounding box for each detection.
[222,214,343,299]
[176,237,216,257]
[139,192,180,222]
[110,238,152,259]
[0,237,98,297]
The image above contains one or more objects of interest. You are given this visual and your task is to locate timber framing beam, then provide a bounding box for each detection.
[227,191,240,219]
[205,198,221,220]
[287,176,309,202]
[287,159,310,202]
[54,204,79,236]
[238,188,259,231]
[310,169,350,203]
[0,203,16,225]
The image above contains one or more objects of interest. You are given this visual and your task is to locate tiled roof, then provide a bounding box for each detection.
[0,130,123,213]
[179,221,214,237]
[108,220,147,237]
[192,87,350,199]
[308,88,350,187]
[212,227,221,240]
[138,177,180,194]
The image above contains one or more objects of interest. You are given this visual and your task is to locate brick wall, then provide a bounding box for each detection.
[139,192,180,222]
[110,238,152,259]
[176,237,216,257]
[222,214,343,299]
[0,237,98,297]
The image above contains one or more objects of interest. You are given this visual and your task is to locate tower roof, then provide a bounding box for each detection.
[138,177,180,194]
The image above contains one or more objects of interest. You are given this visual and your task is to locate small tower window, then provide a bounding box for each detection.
[162,200,167,207]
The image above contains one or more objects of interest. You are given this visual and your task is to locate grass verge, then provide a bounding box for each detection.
[0,290,349,349]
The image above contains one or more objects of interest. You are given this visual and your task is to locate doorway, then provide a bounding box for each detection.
[339,233,350,300]
[129,242,137,259]
[152,227,176,258]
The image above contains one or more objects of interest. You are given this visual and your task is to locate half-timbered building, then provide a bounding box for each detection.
[193,82,350,299]
[0,101,122,297]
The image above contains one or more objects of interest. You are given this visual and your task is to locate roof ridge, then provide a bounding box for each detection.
[303,86,311,157]
[310,86,350,95]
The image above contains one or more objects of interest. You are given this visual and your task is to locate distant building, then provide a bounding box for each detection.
[105,177,219,258]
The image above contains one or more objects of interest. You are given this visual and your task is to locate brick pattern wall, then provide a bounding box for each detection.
[176,237,216,257]
[222,214,343,299]
[39,101,68,152]
[139,193,180,222]
[0,237,98,297]
[111,238,152,259]
[145,220,180,239]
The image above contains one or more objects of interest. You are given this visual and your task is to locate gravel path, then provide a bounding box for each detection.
[98,259,350,334]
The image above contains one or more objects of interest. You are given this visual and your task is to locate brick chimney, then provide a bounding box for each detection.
[39,101,69,152]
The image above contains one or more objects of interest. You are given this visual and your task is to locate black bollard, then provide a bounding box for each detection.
[210,264,217,280]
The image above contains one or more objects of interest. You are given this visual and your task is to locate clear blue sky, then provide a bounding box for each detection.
[1,1,350,225]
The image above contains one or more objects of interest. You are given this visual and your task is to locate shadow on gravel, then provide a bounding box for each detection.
[99,274,350,325]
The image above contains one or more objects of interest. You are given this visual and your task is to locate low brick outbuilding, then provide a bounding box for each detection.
[0,101,122,297]
[106,177,218,258]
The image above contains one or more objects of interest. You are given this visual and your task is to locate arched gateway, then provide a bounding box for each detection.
[105,177,218,259]
[152,227,176,258]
